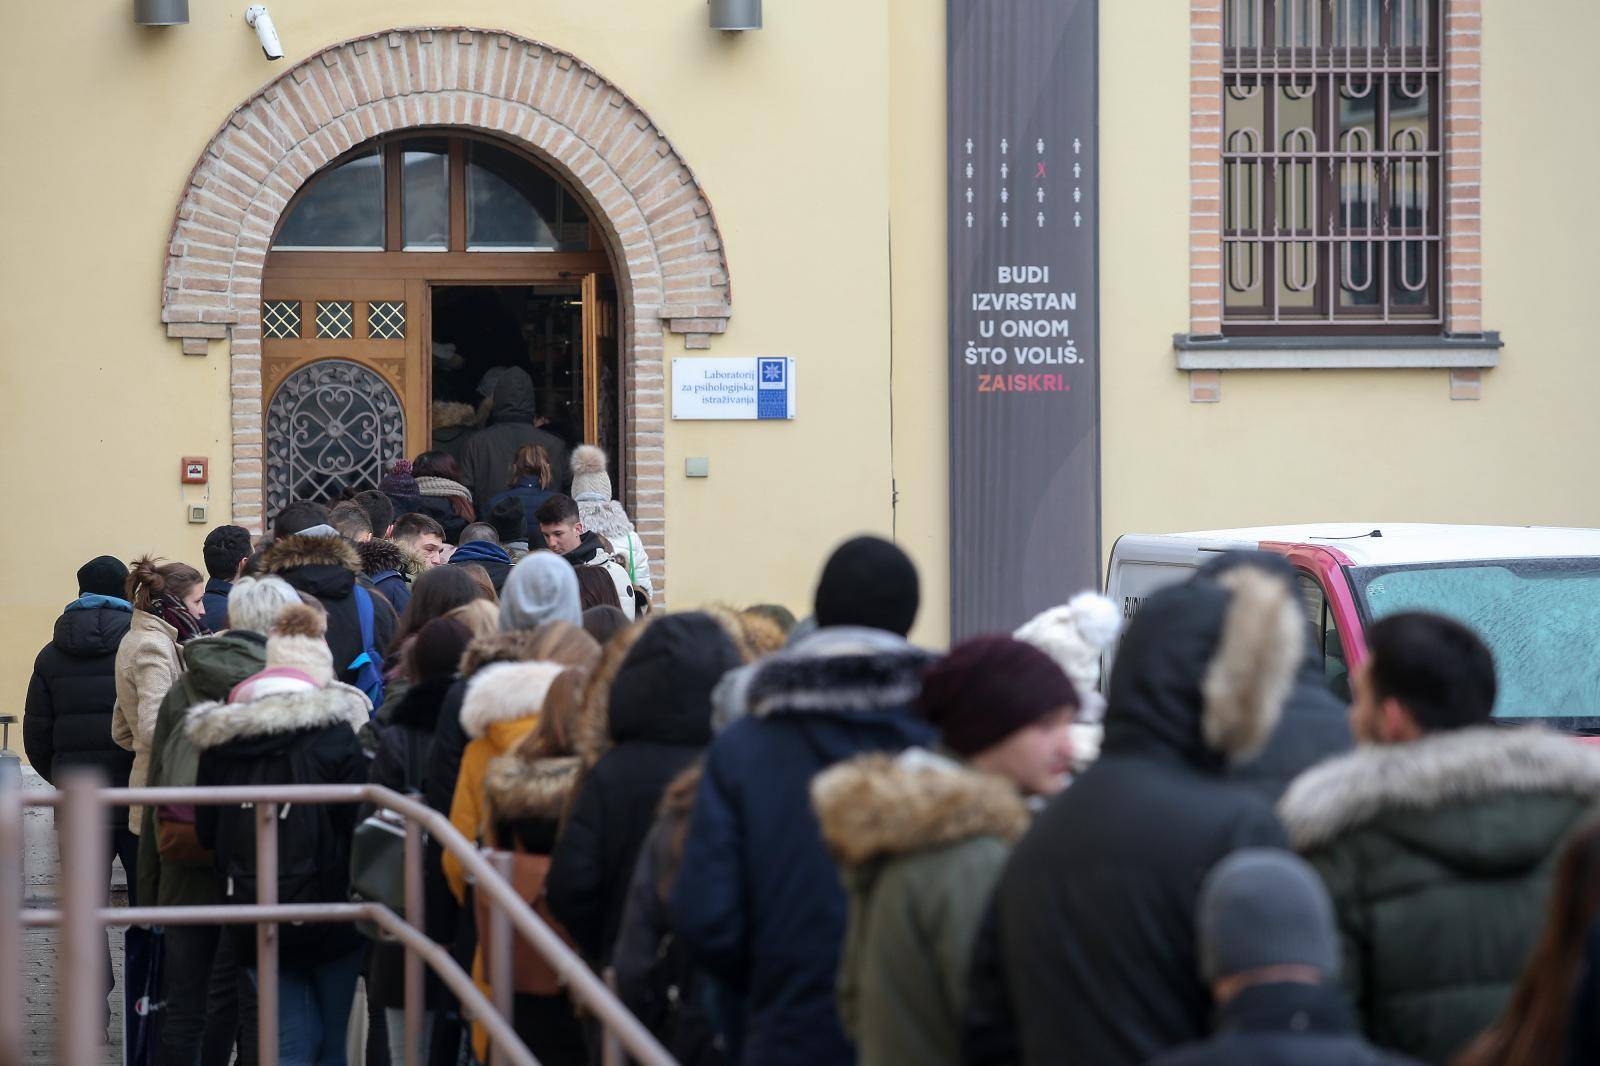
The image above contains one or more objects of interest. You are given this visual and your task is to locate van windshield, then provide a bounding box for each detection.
[1350,558,1600,726]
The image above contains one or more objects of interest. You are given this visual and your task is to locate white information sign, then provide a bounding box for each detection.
[671,357,796,421]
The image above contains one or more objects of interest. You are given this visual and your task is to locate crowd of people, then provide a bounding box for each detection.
[21,435,1600,1065]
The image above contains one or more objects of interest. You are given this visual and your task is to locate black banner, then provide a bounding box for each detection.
[948,0,1100,638]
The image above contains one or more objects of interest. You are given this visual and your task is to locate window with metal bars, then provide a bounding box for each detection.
[1222,0,1443,333]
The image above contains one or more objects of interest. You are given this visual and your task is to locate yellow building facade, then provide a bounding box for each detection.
[1,0,1592,726]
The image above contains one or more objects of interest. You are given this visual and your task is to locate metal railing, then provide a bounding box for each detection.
[0,773,677,1066]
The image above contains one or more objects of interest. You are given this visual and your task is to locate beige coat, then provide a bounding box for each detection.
[112,610,182,835]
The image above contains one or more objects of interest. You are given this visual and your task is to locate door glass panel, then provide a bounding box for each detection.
[466,141,589,251]
[265,359,406,519]
[315,300,355,339]
[273,150,384,250]
[367,301,406,340]
[262,300,302,340]
[402,139,450,250]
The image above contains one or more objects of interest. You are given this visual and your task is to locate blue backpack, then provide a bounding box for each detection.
[348,586,385,712]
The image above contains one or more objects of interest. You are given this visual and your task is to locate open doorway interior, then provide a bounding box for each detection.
[429,282,620,496]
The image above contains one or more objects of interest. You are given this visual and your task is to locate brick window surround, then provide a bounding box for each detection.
[162,27,738,604]
[1182,1,1496,399]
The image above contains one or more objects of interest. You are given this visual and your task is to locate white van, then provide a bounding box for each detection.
[1105,524,1600,732]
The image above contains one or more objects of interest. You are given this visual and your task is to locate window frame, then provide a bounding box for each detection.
[1219,0,1446,337]
[271,130,602,256]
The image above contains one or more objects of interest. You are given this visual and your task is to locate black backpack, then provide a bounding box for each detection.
[213,739,349,958]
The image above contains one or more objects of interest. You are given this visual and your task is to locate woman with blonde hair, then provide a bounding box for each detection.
[113,555,206,849]
[488,442,557,534]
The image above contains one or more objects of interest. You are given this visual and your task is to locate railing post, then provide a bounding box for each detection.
[256,802,279,1066]
[403,818,423,1066]
[59,773,104,1066]
[0,759,23,1065]
[601,967,623,1066]
[489,851,514,1066]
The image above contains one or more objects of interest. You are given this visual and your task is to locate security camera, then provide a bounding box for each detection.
[244,5,283,61]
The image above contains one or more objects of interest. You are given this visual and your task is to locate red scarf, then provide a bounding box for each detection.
[151,593,206,646]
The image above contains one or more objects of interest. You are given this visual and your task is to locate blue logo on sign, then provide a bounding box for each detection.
[757,358,787,420]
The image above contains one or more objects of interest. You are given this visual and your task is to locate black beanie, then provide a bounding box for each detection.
[488,496,527,544]
[813,536,920,636]
[919,635,1079,756]
[77,556,130,600]
[411,617,472,681]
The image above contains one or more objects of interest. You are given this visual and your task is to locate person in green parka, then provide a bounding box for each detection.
[1279,612,1600,1065]
[136,575,302,1064]
[810,635,1079,1066]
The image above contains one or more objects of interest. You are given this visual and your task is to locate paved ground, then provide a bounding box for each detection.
[21,767,125,1064]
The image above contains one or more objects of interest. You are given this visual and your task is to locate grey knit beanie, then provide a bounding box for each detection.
[1199,848,1339,983]
[500,551,581,632]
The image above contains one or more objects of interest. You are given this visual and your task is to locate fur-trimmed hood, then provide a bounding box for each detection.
[739,627,936,720]
[258,532,362,577]
[1280,726,1600,852]
[484,754,580,821]
[432,399,481,431]
[358,537,424,580]
[460,660,565,740]
[812,750,1029,867]
[185,681,371,751]
[1102,566,1302,771]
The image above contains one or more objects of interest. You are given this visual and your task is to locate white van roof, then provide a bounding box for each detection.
[1122,523,1600,568]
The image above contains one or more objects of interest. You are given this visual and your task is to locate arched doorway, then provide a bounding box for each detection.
[161,27,737,602]
[260,131,620,517]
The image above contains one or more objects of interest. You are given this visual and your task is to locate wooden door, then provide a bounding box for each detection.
[260,278,428,517]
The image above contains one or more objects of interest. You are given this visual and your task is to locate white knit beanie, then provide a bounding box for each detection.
[266,602,335,687]
[1014,592,1122,712]
[570,444,612,500]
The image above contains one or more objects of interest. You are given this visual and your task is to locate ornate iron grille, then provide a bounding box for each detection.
[265,360,405,519]
[1222,0,1443,331]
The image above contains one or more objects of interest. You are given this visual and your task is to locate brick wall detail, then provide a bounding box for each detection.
[161,28,737,604]
[1444,0,1482,334]
[1189,1,1224,337]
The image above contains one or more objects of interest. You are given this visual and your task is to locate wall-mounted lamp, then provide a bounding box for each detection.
[134,0,189,25]
[710,0,761,31]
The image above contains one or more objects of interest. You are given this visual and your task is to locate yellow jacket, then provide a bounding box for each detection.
[444,660,566,903]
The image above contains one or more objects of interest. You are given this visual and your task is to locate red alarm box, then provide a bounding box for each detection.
[182,457,209,485]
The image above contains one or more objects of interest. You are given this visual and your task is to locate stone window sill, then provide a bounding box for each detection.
[1172,332,1503,371]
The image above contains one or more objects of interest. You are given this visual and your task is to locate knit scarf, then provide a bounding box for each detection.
[151,593,206,646]
[415,476,476,521]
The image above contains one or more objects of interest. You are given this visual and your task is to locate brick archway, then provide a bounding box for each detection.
[163,27,735,600]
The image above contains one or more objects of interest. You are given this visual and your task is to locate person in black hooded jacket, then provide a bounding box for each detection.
[459,367,570,514]
[963,564,1300,1066]
[25,556,136,798]
[190,602,371,1065]
[261,503,397,691]
[545,611,743,965]
[1197,551,1355,801]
